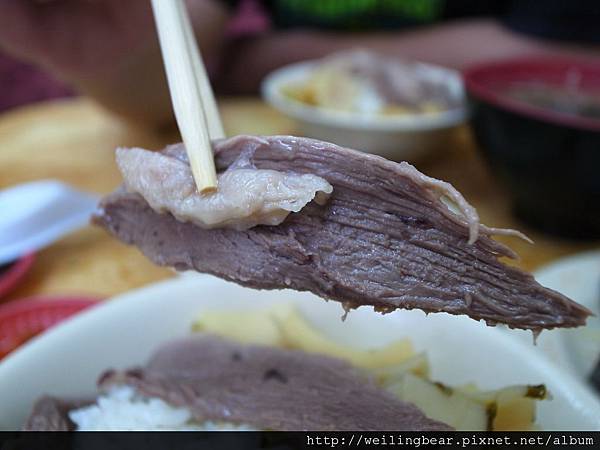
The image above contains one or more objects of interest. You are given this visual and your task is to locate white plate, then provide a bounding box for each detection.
[534,250,600,380]
[1,275,599,431]
[261,61,467,161]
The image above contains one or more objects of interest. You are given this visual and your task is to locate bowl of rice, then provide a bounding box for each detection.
[1,275,599,431]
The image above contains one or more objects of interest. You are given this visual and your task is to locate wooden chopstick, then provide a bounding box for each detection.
[151,0,218,192]
[178,2,225,140]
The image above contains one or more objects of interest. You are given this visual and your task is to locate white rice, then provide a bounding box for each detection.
[69,386,255,431]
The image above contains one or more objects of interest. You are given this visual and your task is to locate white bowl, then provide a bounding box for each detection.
[534,250,600,380]
[1,275,599,430]
[261,60,468,161]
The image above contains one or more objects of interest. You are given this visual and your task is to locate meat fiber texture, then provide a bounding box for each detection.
[94,135,591,331]
[24,336,451,431]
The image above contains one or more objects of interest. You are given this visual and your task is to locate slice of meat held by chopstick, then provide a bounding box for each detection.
[94,135,591,331]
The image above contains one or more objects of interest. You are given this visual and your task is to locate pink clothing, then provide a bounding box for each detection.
[227,0,270,36]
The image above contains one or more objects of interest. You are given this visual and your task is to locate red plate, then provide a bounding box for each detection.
[0,297,99,360]
[0,254,35,300]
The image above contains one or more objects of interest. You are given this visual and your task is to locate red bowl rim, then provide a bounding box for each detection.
[0,254,36,300]
[0,295,101,316]
[463,56,600,132]
[0,296,101,360]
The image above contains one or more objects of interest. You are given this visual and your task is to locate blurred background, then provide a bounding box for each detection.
[0,0,599,387]
[2,0,599,113]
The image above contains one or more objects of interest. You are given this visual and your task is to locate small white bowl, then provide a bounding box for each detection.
[262,60,468,161]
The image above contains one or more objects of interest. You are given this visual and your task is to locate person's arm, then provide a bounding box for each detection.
[0,0,230,128]
[219,18,600,94]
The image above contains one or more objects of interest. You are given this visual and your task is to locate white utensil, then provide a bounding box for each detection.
[0,180,99,265]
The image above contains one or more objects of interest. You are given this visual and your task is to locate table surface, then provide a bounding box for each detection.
[1,98,597,301]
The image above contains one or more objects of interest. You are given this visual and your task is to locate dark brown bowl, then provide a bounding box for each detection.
[464,58,600,239]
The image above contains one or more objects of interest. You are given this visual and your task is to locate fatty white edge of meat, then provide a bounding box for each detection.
[115,147,333,231]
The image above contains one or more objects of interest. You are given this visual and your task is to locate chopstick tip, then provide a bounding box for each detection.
[199,185,218,194]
